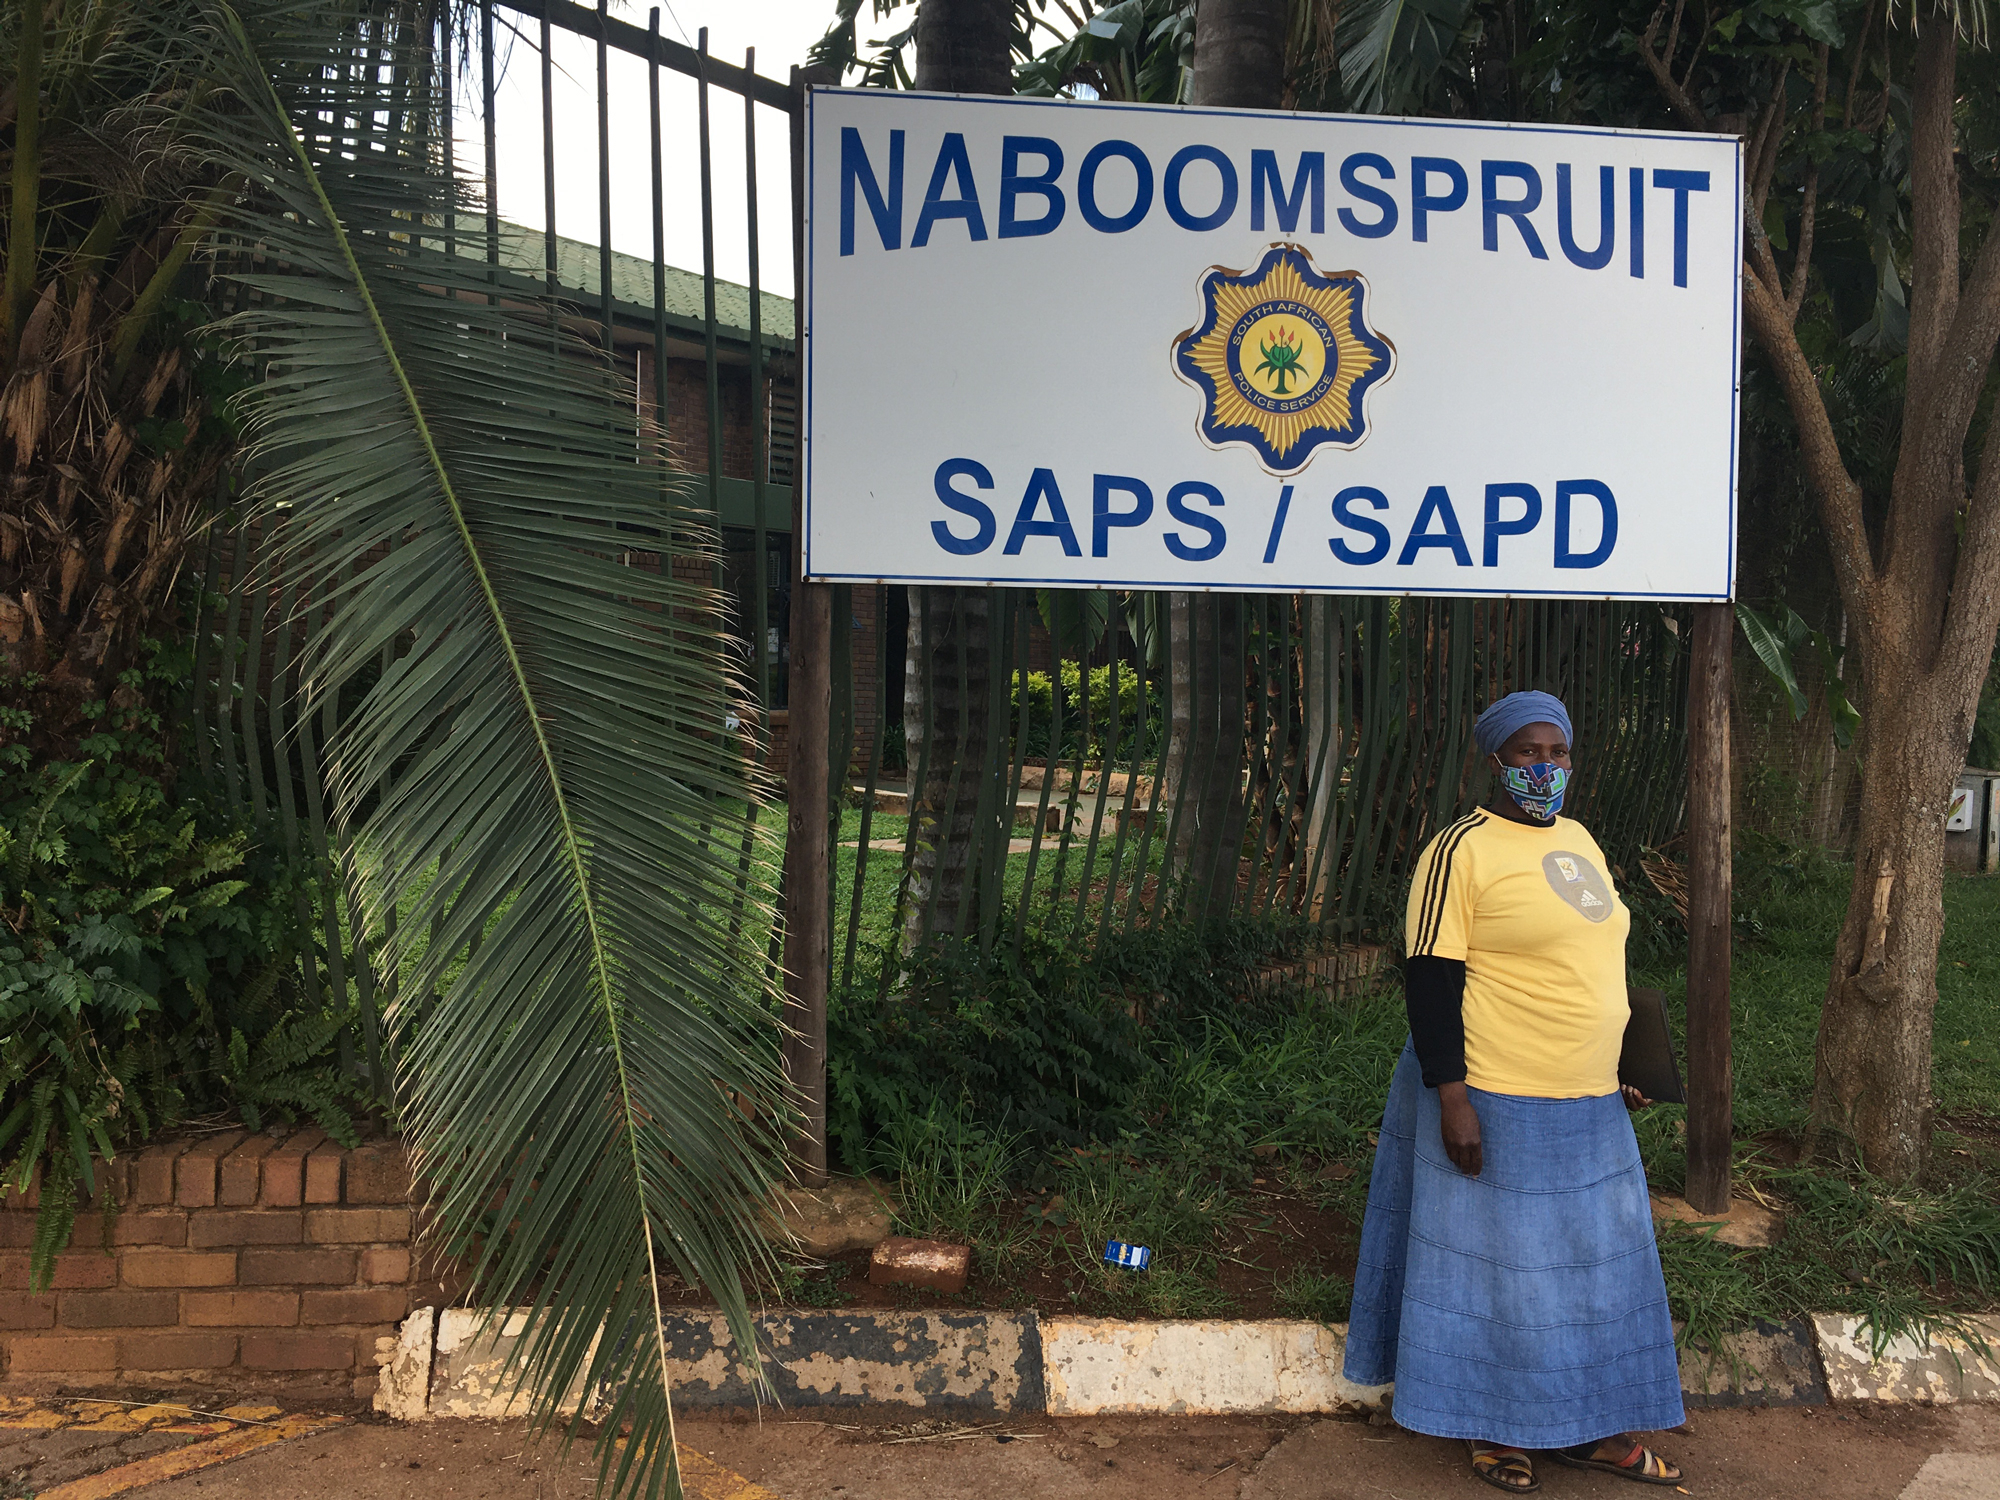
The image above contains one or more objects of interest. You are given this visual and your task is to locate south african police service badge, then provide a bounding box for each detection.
[1172,245,1394,475]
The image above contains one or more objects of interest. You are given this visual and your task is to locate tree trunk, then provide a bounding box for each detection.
[1730,19,2000,1181]
[1807,629,1980,1177]
[900,0,1010,949]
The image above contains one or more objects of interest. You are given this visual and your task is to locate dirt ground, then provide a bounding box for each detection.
[28,1401,1992,1500]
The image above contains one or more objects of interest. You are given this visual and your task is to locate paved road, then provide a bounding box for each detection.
[10,1400,1991,1500]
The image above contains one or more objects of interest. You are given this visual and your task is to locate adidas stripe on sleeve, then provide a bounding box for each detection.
[1405,812,1484,961]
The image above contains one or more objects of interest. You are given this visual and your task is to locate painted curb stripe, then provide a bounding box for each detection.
[35,1413,349,1499]
[395,1305,2000,1418]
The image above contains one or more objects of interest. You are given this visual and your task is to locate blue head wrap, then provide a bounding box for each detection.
[1474,690,1573,759]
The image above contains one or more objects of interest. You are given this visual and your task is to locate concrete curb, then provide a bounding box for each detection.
[375,1307,2000,1420]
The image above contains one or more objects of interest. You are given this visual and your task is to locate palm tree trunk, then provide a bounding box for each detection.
[900,0,1012,949]
[1161,0,1288,918]
[1188,0,1288,106]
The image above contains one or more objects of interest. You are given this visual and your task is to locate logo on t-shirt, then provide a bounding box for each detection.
[1541,850,1615,922]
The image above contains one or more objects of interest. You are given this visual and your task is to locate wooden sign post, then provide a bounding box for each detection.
[1684,601,1734,1214]
[781,65,836,1186]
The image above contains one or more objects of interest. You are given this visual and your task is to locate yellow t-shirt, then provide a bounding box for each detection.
[1404,810,1631,1098]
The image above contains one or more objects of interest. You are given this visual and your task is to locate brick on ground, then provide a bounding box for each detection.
[867,1236,970,1294]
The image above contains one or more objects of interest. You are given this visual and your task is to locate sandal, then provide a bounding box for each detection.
[1548,1436,1683,1486]
[1468,1441,1540,1493]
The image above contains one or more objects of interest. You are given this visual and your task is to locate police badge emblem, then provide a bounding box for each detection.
[1172,245,1395,475]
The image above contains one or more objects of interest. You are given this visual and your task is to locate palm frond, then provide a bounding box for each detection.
[1335,0,1475,115]
[1892,0,1995,48]
[173,5,784,1495]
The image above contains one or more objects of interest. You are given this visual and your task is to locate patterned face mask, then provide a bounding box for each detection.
[1498,761,1567,821]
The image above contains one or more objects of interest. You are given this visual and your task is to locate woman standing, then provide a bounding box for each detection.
[1342,690,1686,1492]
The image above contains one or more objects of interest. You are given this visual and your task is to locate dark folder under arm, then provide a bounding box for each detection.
[1619,987,1687,1105]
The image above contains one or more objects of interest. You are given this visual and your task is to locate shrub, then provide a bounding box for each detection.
[0,660,370,1286]
[1008,660,1163,764]
[825,912,1342,1172]
[826,921,1149,1167]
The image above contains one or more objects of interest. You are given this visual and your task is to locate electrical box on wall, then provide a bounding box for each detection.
[1945,770,2000,874]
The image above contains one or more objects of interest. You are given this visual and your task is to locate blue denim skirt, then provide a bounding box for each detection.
[1342,1043,1685,1448]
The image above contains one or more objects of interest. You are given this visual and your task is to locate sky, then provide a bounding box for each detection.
[455,1,842,299]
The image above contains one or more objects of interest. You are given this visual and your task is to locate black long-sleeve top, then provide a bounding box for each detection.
[1404,954,1468,1088]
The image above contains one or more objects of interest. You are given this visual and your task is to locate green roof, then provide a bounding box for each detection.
[457,219,794,346]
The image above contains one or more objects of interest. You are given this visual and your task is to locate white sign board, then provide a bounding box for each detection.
[803,89,1741,600]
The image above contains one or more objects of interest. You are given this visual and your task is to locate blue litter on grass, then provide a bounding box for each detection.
[1103,1240,1152,1270]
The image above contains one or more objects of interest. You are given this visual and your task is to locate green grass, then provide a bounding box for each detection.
[1633,837,2000,1145]
[1608,847,2000,1357]
[1275,1265,1354,1323]
[841,840,2000,1353]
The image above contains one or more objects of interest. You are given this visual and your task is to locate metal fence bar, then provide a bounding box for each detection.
[215,527,251,816]
[957,594,1009,942]
[236,547,272,830]
[509,0,789,105]
[1044,633,1090,919]
[1244,596,1282,917]
[646,11,666,426]
[438,0,455,258]
[541,9,557,308]
[841,584,890,990]
[1072,652,1119,931]
[1252,597,1293,922]
[480,0,498,274]
[187,526,222,785]
[1122,601,1175,933]
[1095,633,1149,946]
[265,568,325,1013]
[915,597,970,942]
[744,48,771,712]
[697,29,722,546]
[976,593,1021,952]
[1296,597,1342,919]
[991,598,1033,952]
[1011,632,1063,956]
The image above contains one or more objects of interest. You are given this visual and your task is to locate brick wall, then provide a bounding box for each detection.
[1,1131,445,1402]
[634,352,760,483]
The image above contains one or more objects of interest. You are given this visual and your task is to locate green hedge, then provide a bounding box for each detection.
[1008,660,1163,764]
